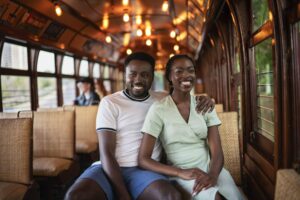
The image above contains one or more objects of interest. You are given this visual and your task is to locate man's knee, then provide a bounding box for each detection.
[64,179,106,200]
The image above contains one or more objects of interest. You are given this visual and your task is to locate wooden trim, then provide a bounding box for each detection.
[243,167,268,200]
[246,144,275,182]
[286,2,300,24]
[244,154,274,199]
[250,21,273,47]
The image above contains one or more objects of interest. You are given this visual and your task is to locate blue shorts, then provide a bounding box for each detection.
[78,164,167,200]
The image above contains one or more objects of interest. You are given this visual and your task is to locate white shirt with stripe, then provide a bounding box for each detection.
[95,90,167,167]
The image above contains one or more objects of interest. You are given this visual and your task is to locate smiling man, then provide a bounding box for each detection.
[65,52,214,200]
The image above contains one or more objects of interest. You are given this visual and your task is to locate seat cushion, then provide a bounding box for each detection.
[0,181,28,200]
[33,157,72,177]
[76,140,98,153]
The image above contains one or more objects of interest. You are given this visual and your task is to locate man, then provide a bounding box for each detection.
[74,77,100,106]
[65,52,214,200]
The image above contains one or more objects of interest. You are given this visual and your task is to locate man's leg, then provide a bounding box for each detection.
[122,167,181,200]
[65,179,106,200]
[65,164,114,200]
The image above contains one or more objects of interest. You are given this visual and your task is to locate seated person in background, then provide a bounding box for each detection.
[65,52,215,200]
[138,54,243,200]
[94,78,108,99]
[74,77,100,106]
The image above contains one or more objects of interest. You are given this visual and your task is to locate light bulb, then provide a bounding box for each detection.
[105,35,112,43]
[126,49,132,55]
[170,30,176,38]
[173,44,179,51]
[136,28,143,37]
[123,13,130,22]
[162,1,168,12]
[55,4,63,16]
[146,39,152,46]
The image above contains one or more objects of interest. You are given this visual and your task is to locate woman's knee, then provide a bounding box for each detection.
[139,180,181,200]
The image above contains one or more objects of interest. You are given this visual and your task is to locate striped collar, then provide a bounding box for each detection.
[123,89,150,102]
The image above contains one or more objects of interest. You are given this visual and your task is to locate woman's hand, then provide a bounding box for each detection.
[192,173,218,195]
[177,168,206,180]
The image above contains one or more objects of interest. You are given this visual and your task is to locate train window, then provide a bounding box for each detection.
[1,43,28,70]
[37,77,57,108]
[1,75,31,112]
[103,80,111,94]
[79,60,89,77]
[251,0,269,31]
[62,56,75,75]
[154,71,165,91]
[254,37,274,142]
[62,78,76,105]
[93,63,100,78]
[37,50,55,73]
[103,65,110,79]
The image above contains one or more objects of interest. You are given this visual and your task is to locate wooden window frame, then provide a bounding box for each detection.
[249,0,276,163]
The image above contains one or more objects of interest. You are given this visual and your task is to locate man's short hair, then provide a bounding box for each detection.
[76,77,92,84]
[124,52,155,72]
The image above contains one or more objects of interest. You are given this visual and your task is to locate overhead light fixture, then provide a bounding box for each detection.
[105,35,112,43]
[162,0,168,12]
[173,44,179,51]
[123,11,130,22]
[126,48,132,55]
[169,53,174,58]
[170,30,176,38]
[136,15,142,25]
[102,13,109,29]
[136,28,143,37]
[122,0,129,6]
[145,27,151,36]
[146,39,152,46]
[54,3,63,16]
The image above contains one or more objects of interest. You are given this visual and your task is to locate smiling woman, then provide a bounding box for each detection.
[138,55,243,200]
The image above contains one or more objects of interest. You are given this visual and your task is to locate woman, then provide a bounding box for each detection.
[138,55,242,200]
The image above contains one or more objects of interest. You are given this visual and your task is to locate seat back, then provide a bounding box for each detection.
[0,118,33,185]
[75,106,98,143]
[215,104,224,112]
[0,112,18,119]
[275,169,300,200]
[37,107,64,112]
[33,110,75,159]
[217,112,241,185]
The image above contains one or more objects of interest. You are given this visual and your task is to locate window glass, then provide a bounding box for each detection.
[252,0,269,31]
[93,63,101,78]
[254,38,274,142]
[1,43,28,70]
[37,50,55,73]
[62,78,76,105]
[1,75,31,112]
[103,80,111,94]
[37,77,57,108]
[62,56,75,75]
[79,60,89,77]
[153,71,165,91]
[103,65,110,79]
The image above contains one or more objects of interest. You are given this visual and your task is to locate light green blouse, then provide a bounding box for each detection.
[141,95,221,169]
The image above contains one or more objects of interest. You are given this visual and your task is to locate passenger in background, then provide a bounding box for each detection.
[65,52,215,200]
[94,78,108,99]
[138,54,242,200]
[74,77,100,106]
